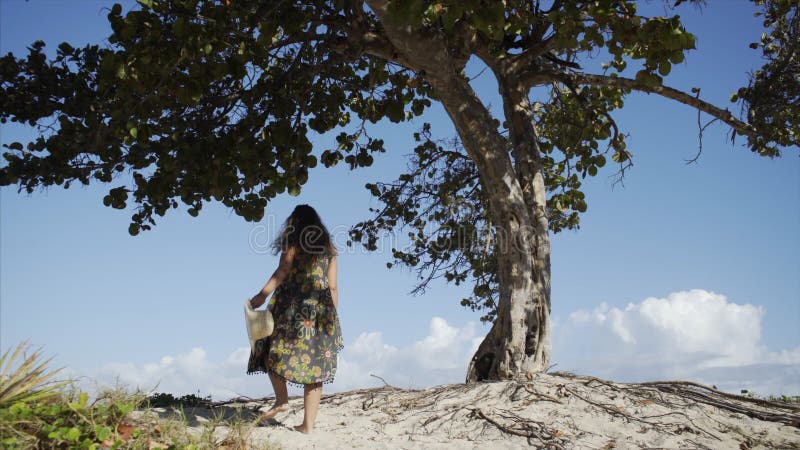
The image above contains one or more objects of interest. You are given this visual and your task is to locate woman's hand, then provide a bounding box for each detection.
[249,295,266,309]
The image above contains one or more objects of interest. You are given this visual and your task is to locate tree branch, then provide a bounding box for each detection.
[363,0,453,76]
[327,7,419,71]
[557,72,757,138]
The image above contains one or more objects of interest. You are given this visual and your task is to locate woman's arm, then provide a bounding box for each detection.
[327,255,338,309]
[249,247,296,309]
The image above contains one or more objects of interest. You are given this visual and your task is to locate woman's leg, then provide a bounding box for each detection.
[259,372,290,419]
[294,382,322,433]
[269,371,290,406]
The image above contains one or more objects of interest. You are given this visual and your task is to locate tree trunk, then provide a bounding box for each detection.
[426,74,552,383]
[359,0,552,382]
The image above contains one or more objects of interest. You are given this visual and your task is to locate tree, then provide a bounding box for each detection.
[1,0,796,382]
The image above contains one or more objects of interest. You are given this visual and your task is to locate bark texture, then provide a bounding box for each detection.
[429,74,549,382]
[463,73,553,382]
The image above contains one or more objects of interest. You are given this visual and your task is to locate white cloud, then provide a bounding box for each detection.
[331,317,483,391]
[85,317,483,400]
[88,346,264,400]
[554,289,800,396]
[82,290,799,400]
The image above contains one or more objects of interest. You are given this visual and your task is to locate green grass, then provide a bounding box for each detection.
[0,340,69,407]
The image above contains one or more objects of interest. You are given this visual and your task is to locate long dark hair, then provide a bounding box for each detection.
[271,204,337,263]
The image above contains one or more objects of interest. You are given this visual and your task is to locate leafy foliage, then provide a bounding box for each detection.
[349,0,795,321]
[734,0,799,154]
[348,1,705,320]
[0,382,251,449]
[1,0,795,324]
[0,342,142,448]
[0,1,433,234]
[0,389,142,449]
[349,78,629,321]
[350,125,501,320]
[0,344,253,449]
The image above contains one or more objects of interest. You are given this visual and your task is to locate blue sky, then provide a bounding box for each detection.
[1,1,798,398]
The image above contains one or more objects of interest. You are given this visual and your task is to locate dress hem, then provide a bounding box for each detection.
[246,343,344,388]
[246,366,338,388]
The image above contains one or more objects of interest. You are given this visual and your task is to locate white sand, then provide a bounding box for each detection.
[142,373,800,449]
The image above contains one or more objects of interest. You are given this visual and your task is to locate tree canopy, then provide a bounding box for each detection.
[1,0,797,323]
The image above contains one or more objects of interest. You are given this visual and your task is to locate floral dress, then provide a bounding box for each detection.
[247,251,343,386]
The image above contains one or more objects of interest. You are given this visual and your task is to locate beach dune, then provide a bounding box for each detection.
[138,372,800,449]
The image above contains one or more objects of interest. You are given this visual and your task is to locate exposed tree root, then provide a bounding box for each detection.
[636,380,800,427]
[560,383,722,441]
[468,407,569,449]
[181,373,798,449]
[552,372,800,429]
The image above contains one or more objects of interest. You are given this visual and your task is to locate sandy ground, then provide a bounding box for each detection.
[138,373,800,449]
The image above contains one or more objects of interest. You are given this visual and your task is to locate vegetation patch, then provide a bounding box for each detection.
[0,342,271,449]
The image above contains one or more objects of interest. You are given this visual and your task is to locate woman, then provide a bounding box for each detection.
[247,204,343,433]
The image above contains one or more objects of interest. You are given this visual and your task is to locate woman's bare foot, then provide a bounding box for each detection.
[293,424,313,434]
[258,403,289,421]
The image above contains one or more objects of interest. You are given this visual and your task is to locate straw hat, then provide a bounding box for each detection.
[244,299,274,349]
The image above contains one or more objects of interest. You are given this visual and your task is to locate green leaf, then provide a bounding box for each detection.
[670,51,685,64]
[658,61,671,76]
[57,42,74,54]
[596,155,607,168]
[118,401,135,415]
[65,427,81,442]
[442,5,462,31]
[95,426,112,441]
[128,223,140,236]
[386,100,405,123]
[304,155,318,168]
[69,391,89,409]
